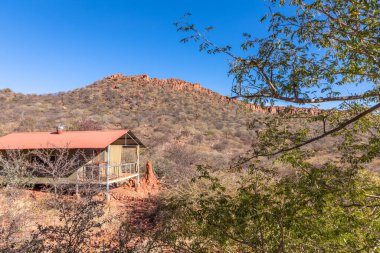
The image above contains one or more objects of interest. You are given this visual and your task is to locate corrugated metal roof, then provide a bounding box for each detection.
[0,129,144,150]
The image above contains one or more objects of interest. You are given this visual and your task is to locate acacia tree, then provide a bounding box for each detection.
[176,0,379,151]
[163,0,380,251]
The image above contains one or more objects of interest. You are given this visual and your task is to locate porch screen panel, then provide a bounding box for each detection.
[109,145,122,165]
[121,147,137,163]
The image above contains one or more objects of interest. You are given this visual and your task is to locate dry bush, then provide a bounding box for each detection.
[70,118,102,131]
[212,140,229,152]
[0,188,37,252]
[0,149,110,253]
[22,193,106,253]
[0,150,33,187]
[29,148,88,180]
[145,143,203,184]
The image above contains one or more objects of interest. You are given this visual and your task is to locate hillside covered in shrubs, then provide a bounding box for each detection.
[0,74,268,181]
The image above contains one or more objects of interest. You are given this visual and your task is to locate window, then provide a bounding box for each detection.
[121,147,136,164]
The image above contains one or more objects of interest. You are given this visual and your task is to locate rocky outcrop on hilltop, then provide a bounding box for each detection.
[106,74,321,116]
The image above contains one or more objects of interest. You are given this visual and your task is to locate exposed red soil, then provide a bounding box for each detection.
[109,161,161,230]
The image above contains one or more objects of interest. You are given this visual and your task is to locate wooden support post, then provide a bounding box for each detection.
[106,145,110,202]
[75,170,79,198]
[136,145,140,186]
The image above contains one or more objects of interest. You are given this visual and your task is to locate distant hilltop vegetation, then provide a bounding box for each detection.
[105,74,321,116]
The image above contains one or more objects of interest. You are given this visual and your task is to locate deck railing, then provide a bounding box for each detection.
[80,162,137,182]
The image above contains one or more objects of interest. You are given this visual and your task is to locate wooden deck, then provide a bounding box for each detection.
[80,162,138,182]
[0,163,139,185]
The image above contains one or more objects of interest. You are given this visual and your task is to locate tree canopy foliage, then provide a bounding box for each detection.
[177,0,379,106]
[167,0,380,252]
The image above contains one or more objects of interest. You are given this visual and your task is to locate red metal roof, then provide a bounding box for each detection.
[0,129,133,150]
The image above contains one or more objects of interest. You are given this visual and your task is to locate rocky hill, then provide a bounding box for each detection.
[107,74,320,115]
[0,74,323,181]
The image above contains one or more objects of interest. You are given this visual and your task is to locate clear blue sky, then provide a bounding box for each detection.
[0,0,270,95]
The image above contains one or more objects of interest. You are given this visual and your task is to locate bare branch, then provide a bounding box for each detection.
[231,102,380,166]
[230,91,379,104]
[264,102,380,157]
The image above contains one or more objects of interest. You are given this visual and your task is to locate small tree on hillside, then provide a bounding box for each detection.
[71,118,102,131]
